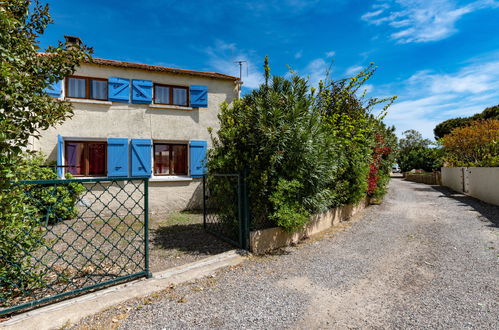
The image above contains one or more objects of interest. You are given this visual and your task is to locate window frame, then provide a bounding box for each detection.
[64,140,108,177]
[153,142,188,176]
[153,83,189,106]
[65,76,108,100]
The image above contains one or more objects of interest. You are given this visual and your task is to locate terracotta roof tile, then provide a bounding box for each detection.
[38,52,239,81]
[90,58,239,81]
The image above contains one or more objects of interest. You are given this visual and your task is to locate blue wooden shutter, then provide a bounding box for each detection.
[131,80,153,104]
[108,77,130,103]
[189,140,207,177]
[131,139,152,177]
[45,81,62,98]
[57,134,64,178]
[189,85,208,107]
[107,138,129,177]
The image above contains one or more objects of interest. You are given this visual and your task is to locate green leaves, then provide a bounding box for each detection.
[0,0,91,299]
[208,58,396,232]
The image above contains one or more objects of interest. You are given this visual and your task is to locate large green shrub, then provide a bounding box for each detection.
[318,64,397,205]
[209,57,335,232]
[18,153,85,223]
[208,59,396,232]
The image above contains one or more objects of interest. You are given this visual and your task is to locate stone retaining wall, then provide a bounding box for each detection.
[249,198,370,254]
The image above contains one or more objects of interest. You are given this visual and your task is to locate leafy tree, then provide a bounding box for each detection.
[0,0,91,297]
[398,129,431,152]
[398,147,443,172]
[397,129,442,172]
[433,104,499,139]
[442,119,499,167]
[434,117,470,140]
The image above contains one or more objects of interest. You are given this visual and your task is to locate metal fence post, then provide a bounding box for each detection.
[203,174,207,230]
[144,178,152,278]
[240,167,250,250]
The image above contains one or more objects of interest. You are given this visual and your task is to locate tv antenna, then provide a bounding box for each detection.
[234,60,248,82]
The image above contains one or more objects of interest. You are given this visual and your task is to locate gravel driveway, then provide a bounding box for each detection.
[74,178,499,329]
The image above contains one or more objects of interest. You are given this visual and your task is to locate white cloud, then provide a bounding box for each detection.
[345,65,364,76]
[204,40,263,89]
[301,58,330,88]
[379,54,499,139]
[295,50,303,59]
[361,0,499,43]
[326,51,336,58]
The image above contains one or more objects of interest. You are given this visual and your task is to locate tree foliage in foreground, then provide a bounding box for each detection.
[0,0,91,297]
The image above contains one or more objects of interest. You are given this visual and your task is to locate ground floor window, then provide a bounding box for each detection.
[65,141,107,176]
[153,143,188,175]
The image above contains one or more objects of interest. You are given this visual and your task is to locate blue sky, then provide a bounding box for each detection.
[38,0,499,139]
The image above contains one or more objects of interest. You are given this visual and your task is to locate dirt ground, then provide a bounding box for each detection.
[148,212,233,272]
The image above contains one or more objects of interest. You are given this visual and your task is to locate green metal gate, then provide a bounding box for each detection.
[0,177,150,316]
[203,173,249,250]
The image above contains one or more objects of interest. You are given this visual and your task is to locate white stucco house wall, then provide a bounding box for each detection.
[33,45,240,214]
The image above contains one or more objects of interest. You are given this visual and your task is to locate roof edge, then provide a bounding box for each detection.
[37,53,239,81]
[90,57,238,81]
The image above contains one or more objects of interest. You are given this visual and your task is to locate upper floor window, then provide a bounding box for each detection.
[153,84,189,106]
[66,76,108,100]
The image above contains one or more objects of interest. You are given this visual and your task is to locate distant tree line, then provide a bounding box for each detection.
[433,105,499,139]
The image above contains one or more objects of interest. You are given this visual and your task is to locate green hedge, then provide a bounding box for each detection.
[208,59,397,232]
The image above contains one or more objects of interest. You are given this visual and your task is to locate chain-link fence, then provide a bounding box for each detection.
[203,174,249,249]
[0,177,150,316]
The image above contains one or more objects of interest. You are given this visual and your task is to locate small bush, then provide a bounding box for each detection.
[1,153,84,300]
[18,154,85,224]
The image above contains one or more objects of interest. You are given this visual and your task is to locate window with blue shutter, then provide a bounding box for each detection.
[45,81,62,98]
[108,77,130,103]
[107,138,129,177]
[189,140,207,177]
[57,134,64,178]
[189,85,208,108]
[131,79,153,104]
[131,139,152,177]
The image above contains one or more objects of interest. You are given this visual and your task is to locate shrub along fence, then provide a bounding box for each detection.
[0,177,150,316]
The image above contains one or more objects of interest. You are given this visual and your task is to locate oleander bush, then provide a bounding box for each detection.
[208,58,397,232]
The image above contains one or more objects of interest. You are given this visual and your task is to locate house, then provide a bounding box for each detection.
[33,37,240,214]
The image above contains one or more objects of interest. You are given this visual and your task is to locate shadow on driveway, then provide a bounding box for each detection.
[418,183,498,228]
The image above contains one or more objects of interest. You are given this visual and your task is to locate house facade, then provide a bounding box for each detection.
[33,55,240,214]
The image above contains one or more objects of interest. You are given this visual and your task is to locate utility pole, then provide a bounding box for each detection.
[234,60,247,99]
